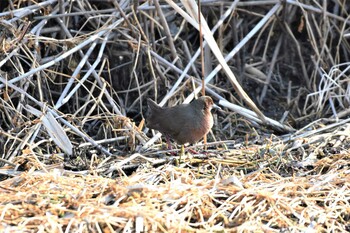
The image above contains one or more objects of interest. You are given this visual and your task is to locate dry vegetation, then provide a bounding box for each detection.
[0,0,349,232]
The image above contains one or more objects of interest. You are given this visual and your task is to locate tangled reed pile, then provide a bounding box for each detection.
[0,0,349,232]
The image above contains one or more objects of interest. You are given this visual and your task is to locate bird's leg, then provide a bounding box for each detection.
[187,147,199,154]
[165,135,172,150]
[186,143,210,154]
[183,143,199,154]
[165,135,179,157]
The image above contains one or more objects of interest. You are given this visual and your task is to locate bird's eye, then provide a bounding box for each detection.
[203,102,209,110]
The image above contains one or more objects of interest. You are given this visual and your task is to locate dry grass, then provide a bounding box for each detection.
[0,151,349,232]
[0,0,350,232]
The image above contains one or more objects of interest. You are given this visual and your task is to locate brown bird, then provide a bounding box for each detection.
[146,96,216,155]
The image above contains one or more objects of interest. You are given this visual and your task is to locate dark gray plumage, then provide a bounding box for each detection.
[146,96,214,145]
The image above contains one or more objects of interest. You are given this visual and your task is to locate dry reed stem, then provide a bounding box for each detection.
[0,153,349,232]
[0,0,349,231]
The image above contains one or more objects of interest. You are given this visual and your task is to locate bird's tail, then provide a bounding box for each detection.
[147,98,162,113]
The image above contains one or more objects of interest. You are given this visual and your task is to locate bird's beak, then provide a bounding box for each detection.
[212,103,221,110]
